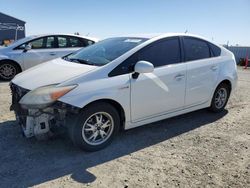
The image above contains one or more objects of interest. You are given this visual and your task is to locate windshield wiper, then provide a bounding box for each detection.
[64,57,96,66]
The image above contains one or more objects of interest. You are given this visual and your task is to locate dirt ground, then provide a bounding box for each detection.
[0,67,249,188]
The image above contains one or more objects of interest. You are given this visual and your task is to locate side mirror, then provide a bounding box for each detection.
[134,61,154,73]
[24,44,32,52]
[132,61,154,79]
[133,61,154,79]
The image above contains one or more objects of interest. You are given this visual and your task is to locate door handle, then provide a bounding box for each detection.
[49,53,56,56]
[210,65,218,71]
[175,74,185,81]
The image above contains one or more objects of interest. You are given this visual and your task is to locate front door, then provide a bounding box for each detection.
[130,37,186,122]
[22,36,58,69]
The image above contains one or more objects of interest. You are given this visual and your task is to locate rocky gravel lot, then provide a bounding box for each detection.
[0,68,249,188]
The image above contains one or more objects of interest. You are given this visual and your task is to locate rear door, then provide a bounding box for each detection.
[183,37,220,107]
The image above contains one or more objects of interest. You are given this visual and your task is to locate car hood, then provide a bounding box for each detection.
[0,46,9,54]
[11,58,97,90]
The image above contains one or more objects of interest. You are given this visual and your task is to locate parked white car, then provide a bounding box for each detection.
[10,33,237,151]
[0,34,98,80]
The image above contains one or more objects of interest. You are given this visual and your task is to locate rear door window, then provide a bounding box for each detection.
[183,37,210,61]
[45,36,56,48]
[57,36,68,48]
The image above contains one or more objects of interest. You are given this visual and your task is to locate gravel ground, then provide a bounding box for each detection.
[0,67,249,188]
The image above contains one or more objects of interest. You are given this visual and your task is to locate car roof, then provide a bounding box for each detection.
[27,33,99,42]
[121,33,209,40]
[8,34,99,48]
[117,33,218,48]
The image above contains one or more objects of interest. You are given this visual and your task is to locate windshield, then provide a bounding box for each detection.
[64,37,147,66]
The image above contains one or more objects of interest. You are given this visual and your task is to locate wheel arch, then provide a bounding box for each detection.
[216,79,232,94]
[208,79,232,112]
[82,98,126,130]
[0,59,22,72]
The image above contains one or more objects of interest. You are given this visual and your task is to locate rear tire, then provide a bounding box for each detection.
[68,102,120,151]
[0,61,21,81]
[209,83,230,112]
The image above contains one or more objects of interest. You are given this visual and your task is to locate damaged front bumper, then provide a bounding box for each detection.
[10,83,79,139]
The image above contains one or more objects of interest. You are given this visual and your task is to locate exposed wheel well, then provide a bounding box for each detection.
[0,59,22,72]
[83,99,126,130]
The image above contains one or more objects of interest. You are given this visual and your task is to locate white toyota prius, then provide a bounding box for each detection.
[10,33,238,151]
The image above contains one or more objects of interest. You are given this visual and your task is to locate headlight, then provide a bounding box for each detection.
[19,84,77,109]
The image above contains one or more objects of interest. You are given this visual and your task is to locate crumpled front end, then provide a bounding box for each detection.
[10,83,79,140]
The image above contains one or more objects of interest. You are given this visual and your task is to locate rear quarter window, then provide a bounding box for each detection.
[208,43,221,57]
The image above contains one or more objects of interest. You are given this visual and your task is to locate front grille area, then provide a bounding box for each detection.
[9,83,30,125]
[10,83,29,109]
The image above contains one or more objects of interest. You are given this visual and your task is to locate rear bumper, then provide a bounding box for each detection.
[231,70,238,92]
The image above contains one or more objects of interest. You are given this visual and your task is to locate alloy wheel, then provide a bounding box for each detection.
[0,64,16,80]
[81,112,114,146]
[214,87,228,109]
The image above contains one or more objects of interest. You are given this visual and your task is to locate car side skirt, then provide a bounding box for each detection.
[124,101,210,130]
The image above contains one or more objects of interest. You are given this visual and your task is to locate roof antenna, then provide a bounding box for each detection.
[184,30,188,34]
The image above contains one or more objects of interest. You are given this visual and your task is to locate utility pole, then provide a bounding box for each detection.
[15,25,22,41]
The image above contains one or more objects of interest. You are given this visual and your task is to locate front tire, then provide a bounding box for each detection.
[68,102,120,151]
[0,61,20,81]
[209,83,230,112]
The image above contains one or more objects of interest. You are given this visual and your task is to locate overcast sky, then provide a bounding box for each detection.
[1,0,250,46]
